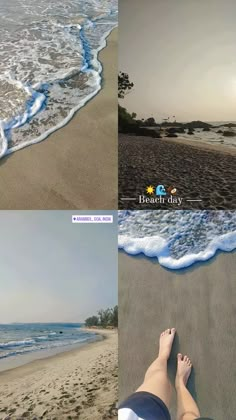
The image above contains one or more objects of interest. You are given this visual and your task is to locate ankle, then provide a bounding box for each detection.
[175,378,186,391]
[157,353,168,363]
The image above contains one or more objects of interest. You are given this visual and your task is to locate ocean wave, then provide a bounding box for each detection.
[118,211,236,269]
[0,335,99,360]
[0,338,35,348]
[0,0,118,158]
[0,324,100,361]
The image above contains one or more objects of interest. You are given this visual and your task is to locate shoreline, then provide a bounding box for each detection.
[119,252,236,419]
[118,240,236,271]
[0,333,103,373]
[0,28,117,210]
[119,133,236,209]
[0,328,113,376]
[0,329,117,418]
[164,135,236,155]
[3,23,117,159]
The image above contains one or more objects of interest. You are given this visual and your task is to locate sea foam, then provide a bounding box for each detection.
[118,211,236,269]
[0,0,118,158]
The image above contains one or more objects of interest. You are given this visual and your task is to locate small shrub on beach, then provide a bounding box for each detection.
[84,315,99,327]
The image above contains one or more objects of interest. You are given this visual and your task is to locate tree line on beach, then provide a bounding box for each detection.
[118,71,236,138]
[85,306,118,328]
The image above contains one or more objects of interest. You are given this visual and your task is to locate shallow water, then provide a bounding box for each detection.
[180,123,236,148]
[0,0,117,158]
[0,323,97,361]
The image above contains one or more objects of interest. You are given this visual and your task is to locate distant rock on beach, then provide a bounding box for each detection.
[184,120,212,130]
[134,127,161,138]
[223,130,236,137]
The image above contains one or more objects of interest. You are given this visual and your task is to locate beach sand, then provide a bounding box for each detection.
[119,251,236,419]
[0,29,117,210]
[0,329,118,419]
[119,134,236,209]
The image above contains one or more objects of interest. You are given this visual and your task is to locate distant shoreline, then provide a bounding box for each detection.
[155,135,236,155]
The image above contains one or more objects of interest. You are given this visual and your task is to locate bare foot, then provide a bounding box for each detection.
[158,328,176,360]
[175,353,192,388]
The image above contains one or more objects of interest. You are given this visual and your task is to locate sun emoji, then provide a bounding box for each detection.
[146,185,154,195]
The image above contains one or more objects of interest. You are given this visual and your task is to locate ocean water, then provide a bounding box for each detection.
[0,0,118,158]
[0,323,99,362]
[118,210,236,269]
[178,122,236,148]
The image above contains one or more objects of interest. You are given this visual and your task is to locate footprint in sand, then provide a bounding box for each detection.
[0,407,7,413]
[21,411,31,418]
[7,408,16,414]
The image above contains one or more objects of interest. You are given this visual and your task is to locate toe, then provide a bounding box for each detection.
[171,328,176,334]
[184,355,188,362]
[177,353,182,362]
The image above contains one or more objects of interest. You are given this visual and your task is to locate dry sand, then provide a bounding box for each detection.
[0,29,117,210]
[119,134,236,209]
[0,329,118,419]
[119,251,236,419]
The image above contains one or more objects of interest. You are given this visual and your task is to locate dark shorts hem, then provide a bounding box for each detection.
[119,391,171,420]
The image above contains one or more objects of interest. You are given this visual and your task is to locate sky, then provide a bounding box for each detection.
[119,0,236,122]
[0,211,117,324]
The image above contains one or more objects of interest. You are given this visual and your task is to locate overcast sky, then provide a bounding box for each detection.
[0,211,117,324]
[119,0,236,122]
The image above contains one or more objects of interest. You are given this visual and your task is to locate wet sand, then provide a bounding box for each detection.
[0,329,118,419]
[119,134,236,209]
[119,251,236,419]
[0,29,117,210]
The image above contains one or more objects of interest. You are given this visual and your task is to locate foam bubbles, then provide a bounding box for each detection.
[118,211,236,269]
[0,0,118,157]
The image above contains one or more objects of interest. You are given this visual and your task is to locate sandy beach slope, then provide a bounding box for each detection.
[119,251,236,419]
[0,329,118,419]
[119,134,236,209]
[0,29,117,210]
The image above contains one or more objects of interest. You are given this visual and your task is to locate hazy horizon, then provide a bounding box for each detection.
[0,211,117,324]
[120,0,236,122]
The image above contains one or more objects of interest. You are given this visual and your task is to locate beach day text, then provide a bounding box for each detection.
[139,195,183,206]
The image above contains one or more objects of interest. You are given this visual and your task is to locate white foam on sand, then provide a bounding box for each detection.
[0,0,118,158]
[118,231,236,270]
